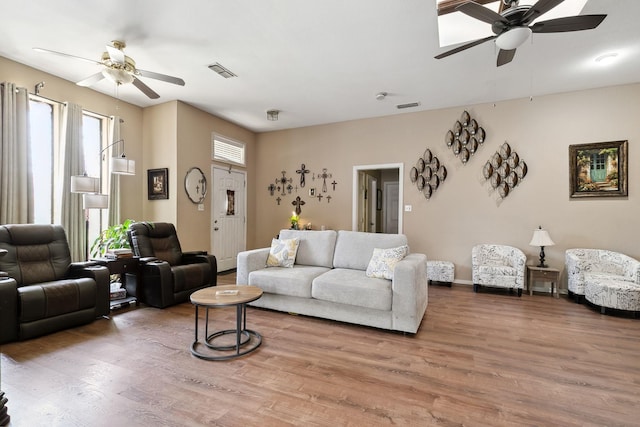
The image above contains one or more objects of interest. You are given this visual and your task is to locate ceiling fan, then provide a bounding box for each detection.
[434,0,607,67]
[33,40,185,99]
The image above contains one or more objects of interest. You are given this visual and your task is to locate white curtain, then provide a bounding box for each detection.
[108,116,121,226]
[0,82,33,224]
[59,103,85,261]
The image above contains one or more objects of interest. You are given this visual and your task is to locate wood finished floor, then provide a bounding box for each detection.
[1,273,639,427]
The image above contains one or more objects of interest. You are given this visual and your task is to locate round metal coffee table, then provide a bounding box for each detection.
[190,285,263,361]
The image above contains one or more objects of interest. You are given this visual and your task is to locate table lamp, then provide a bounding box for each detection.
[529,226,555,268]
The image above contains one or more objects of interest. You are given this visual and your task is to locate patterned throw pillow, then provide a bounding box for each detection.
[266,238,300,268]
[365,245,409,279]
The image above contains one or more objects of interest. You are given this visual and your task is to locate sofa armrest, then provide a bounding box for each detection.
[182,253,217,271]
[0,277,19,343]
[392,253,428,333]
[618,254,640,283]
[66,264,111,316]
[237,248,270,285]
[139,260,175,308]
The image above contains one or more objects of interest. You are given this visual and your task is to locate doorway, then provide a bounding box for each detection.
[352,163,403,233]
[211,165,246,272]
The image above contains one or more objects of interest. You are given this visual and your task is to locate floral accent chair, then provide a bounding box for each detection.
[472,244,526,296]
[566,249,640,305]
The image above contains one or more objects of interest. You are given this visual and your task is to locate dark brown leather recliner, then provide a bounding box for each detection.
[0,224,110,344]
[127,222,216,308]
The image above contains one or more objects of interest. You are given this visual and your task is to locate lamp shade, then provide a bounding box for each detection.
[495,27,532,50]
[529,227,555,247]
[71,175,100,193]
[83,193,109,209]
[111,157,136,175]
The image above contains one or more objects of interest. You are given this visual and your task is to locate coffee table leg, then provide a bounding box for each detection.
[194,305,199,341]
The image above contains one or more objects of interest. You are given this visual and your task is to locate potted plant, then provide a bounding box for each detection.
[90,219,136,258]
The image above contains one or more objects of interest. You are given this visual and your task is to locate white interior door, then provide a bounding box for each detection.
[212,166,246,272]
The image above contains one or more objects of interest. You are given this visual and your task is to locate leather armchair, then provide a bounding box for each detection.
[0,224,110,344]
[127,222,216,308]
[472,244,526,296]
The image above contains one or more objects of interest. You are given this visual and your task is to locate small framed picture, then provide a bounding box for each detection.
[309,188,316,197]
[148,168,169,200]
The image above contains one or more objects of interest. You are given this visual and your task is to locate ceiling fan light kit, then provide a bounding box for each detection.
[495,27,531,50]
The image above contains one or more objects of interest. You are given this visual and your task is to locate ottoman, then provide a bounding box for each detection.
[427,261,454,287]
[584,278,640,315]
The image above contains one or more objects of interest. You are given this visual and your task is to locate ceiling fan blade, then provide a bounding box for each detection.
[33,47,101,65]
[137,69,186,86]
[497,49,516,67]
[106,45,125,64]
[521,0,565,25]
[457,1,509,26]
[531,14,607,33]
[435,35,497,60]
[76,72,105,87]
[132,76,160,99]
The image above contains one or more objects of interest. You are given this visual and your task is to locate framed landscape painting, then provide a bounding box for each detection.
[569,140,628,198]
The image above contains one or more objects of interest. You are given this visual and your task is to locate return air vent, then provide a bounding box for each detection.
[208,62,237,78]
[397,102,421,109]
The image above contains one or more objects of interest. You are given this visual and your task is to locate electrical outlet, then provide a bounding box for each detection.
[404,205,412,212]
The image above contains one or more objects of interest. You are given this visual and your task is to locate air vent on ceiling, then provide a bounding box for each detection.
[208,62,237,78]
[396,102,421,109]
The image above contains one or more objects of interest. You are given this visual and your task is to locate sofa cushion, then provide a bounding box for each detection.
[333,231,408,271]
[266,238,300,268]
[366,245,409,279]
[278,229,337,268]
[18,279,96,322]
[312,268,392,311]
[249,265,330,298]
[479,265,517,277]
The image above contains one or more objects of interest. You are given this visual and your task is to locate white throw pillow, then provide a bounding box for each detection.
[365,245,409,279]
[266,238,300,268]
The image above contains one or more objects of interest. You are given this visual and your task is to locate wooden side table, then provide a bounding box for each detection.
[91,257,140,309]
[527,265,560,298]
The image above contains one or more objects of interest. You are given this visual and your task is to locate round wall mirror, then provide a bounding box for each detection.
[184,167,207,204]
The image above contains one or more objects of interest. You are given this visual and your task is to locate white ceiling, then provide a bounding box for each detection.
[1,0,638,133]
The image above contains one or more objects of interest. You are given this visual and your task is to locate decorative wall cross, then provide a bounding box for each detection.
[331,180,337,191]
[276,197,281,205]
[296,163,310,188]
[316,194,323,202]
[292,196,305,215]
[317,168,332,193]
[276,171,292,196]
[267,183,276,196]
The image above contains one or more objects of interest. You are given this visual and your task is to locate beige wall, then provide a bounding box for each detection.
[175,101,257,252]
[3,56,639,284]
[256,83,640,284]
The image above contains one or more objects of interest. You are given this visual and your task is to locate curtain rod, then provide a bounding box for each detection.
[29,92,124,123]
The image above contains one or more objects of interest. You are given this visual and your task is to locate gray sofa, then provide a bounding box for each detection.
[237,229,428,333]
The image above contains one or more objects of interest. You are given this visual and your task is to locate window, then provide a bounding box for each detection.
[28,96,107,250]
[212,134,245,166]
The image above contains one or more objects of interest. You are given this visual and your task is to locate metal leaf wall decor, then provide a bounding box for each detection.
[482,142,528,198]
[446,110,486,164]
[409,148,447,200]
